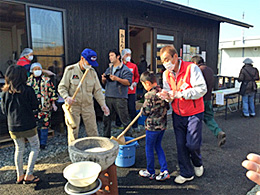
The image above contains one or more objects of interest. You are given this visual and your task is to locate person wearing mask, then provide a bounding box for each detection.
[58,48,110,145]
[190,56,226,147]
[1,65,40,184]
[102,49,132,137]
[238,58,259,117]
[116,48,140,131]
[157,45,207,184]
[27,63,58,149]
[17,48,55,77]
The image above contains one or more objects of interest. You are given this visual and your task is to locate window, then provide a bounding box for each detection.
[28,6,65,85]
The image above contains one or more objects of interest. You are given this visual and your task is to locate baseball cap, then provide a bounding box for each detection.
[81,48,98,67]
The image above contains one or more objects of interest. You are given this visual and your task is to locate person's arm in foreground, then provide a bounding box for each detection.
[242,153,260,186]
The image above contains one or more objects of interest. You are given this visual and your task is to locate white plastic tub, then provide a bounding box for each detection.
[63,161,101,187]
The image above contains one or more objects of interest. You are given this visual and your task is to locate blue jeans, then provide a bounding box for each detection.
[146,130,168,174]
[242,92,255,116]
[37,128,48,146]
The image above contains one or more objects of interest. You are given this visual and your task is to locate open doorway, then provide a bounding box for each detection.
[0,1,27,76]
[129,25,152,99]
[129,25,152,72]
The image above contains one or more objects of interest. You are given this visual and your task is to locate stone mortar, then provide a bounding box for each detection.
[68,137,119,171]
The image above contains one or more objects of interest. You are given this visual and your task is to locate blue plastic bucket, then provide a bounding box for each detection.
[115,137,139,167]
[137,110,147,126]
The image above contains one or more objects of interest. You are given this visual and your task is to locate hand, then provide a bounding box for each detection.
[52,103,58,111]
[156,89,173,102]
[101,105,110,116]
[101,73,106,82]
[174,91,183,99]
[65,96,75,105]
[242,153,260,186]
[130,82,137,90]
[109,74,118,81]
[43,69,56,76]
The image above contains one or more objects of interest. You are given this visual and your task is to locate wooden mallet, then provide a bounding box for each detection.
[110,108,143,145]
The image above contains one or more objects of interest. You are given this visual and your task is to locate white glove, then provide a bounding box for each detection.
[101,105,110,116]
[129,82,137,90]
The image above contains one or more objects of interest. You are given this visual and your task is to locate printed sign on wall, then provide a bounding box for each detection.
[119,29,125,53]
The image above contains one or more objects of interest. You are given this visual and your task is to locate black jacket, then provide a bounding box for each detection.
[1,85,38,132]
[238,64,259,94]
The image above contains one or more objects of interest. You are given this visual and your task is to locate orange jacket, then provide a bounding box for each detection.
[165,60,204,116]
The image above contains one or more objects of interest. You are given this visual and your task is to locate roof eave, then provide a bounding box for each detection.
[138,0,253,28]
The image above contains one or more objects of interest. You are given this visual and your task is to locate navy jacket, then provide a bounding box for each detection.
[104,63,132,99]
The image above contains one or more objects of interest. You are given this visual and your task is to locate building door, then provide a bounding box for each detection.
[26,5,66,86]
[129,25,152,73]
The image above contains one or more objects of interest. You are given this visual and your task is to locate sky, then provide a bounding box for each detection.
[168,0,260,41]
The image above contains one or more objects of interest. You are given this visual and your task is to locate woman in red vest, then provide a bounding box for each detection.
[17,48,34,73]
[17,48,55,77]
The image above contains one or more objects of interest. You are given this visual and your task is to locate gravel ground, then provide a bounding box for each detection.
[0,105,259,194]
[0,120,145,184]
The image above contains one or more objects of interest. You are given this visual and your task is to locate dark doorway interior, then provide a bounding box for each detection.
[0,1,27,75]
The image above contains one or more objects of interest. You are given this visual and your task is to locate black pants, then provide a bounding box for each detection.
[116,94,138,128]
[103,97,131,137]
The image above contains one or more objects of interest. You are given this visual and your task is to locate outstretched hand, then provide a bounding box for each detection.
[242,153,260,187]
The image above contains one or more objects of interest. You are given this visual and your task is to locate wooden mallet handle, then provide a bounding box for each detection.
[68,68,90,109]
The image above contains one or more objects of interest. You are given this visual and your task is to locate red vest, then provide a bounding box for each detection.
[17,56,30,66]
[165,60,204,116]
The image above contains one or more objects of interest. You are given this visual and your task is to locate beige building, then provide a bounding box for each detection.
[218,37,260,77]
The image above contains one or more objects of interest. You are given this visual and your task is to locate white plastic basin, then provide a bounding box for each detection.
[63,161,101,187]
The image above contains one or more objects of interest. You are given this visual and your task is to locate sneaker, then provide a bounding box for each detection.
[194,166,204,177]
[156,170,170,181]
[217,131,226,147]
[139,170,155,179]
[174,175,194,184]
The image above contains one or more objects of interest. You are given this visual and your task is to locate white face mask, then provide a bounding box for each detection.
[33,70,42,77]
[28,55,34,61]
[125,56,131,62]
[83,62,90,70]
[163,61,175,71]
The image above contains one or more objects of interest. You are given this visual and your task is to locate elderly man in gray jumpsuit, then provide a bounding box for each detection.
[58,48,110,145]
